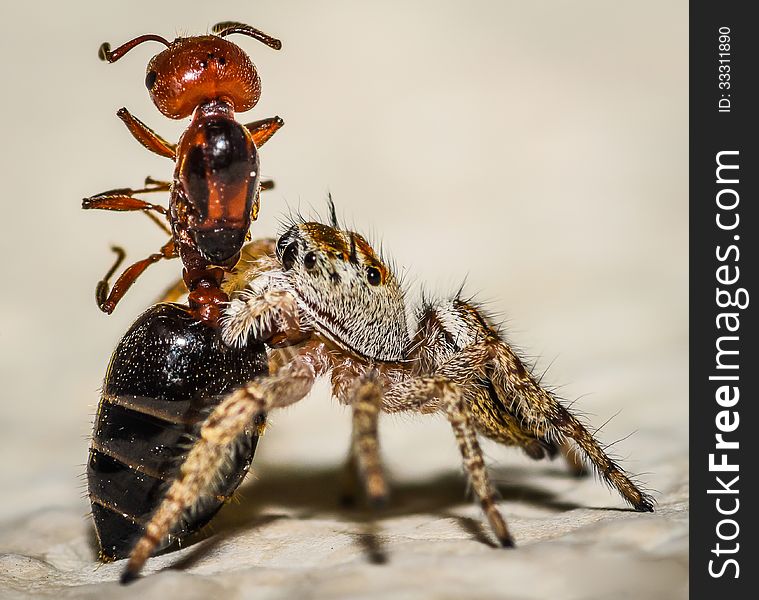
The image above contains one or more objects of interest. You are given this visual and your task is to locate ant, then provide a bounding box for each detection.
[86,22,282,562]
[82,21,284,325]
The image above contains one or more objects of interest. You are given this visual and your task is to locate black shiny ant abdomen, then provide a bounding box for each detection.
[87,303,268,560]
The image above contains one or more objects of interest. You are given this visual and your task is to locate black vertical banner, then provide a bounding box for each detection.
[691,1,758,598]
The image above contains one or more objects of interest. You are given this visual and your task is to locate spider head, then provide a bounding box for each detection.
[275,222,409,361]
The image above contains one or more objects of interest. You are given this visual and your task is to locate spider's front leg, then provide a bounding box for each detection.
[384,376,514,547]
[121,355,318,583]
[335,372,389,507]
[122,284,314,582]
[221,275,305,348]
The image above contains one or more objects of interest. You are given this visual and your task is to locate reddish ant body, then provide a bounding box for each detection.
[83,21,284,325]
[85,22,282,562]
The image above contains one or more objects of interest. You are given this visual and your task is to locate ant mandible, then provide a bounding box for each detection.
[83,21,284,325]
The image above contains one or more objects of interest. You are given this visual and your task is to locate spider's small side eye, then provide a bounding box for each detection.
[304,251,318,271]
[281,242,298,270]
[366,267,382,286]
[145,70,157,89]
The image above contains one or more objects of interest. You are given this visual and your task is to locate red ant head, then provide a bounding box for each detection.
[145,36,260,119]
[99,22,281,119]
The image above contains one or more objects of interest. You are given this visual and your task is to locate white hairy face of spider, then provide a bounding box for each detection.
[274,222,410,362]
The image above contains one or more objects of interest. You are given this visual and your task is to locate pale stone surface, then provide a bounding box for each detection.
[0,1,687,598]
[0,387,688,599]
[0,451,688,600]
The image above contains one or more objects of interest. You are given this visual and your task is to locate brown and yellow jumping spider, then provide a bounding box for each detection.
[122,213,654,581]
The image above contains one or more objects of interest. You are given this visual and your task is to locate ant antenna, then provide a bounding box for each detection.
[212,21,282,50]
[99,34,171,63]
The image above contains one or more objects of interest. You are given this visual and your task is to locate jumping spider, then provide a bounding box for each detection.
[122,213,654,581]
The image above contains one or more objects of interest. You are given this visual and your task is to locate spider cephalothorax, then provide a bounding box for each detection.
[225,220,410,361]
[120,216,654,582]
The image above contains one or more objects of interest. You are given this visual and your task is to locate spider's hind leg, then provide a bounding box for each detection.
[486,340,654,512]
[413,300,569,468]
[422,298,651,511]
[559,439,590,477]
[472,386,587,476]
[442,383,514,547]
[467,381,560,462]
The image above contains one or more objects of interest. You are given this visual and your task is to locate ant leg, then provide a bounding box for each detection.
[87,175,172,199]
[96,240,176,314]
[141,211,172,236]
[245,116,284,148]
[83,195,171,235]
[95,246,126,307]
[122,356,316,583]
[117,107,176,159]
[83,194,171,236]
[144,176,172,189]
[82,176,172,236]
[83,178,172,234]
[82,195,167,215]
[349,373,388,506]
[83,174,171,214]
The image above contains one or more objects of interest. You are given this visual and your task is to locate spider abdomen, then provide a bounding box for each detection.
[87,303,268,561]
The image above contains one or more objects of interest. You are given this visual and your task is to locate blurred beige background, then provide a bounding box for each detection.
[0,1,687,599]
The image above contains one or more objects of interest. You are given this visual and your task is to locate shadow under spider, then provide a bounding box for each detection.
[237,462,584,518]
[163,462,593,568]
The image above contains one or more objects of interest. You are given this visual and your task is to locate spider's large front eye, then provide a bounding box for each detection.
[366,266,382,286]
[304,251,318,271]
[281,242,298,270]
